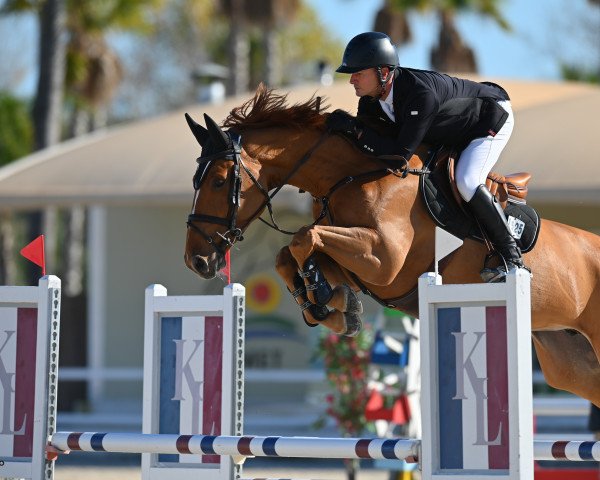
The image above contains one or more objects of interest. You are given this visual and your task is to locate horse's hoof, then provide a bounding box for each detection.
[342,312,363,337]
[341,284,363,314]
[301,312,319,328]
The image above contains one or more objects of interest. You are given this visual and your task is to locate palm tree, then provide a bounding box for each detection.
[430,8,478,73]
[61,0,162,297]
[218,0,249,95]
[219,0,301,92]
[378,0,510,73]
[31,0,68,150]
[247,0,300,87]
[65,0,164,133]
[2,0,162,289]
[2,0,67,281]
[374,0,412,47]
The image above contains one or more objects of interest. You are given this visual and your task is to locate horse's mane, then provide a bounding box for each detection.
[222,83,328,131]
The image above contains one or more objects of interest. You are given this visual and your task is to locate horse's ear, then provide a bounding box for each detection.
[204,114,230,151]
[185,113,209,147]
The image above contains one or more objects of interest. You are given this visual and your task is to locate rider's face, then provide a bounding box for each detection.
[349,67,389,97]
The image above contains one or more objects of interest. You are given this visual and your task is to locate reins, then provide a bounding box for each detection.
[188,127,431,255]
[249,135,430,236]
[252,131,330,235]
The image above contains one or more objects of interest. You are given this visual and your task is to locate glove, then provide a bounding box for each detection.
[326,109,360,137]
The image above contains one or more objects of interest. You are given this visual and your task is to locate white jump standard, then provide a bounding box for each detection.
[0,276,61,480]
[2,270,597,480]
[418,268,534,480]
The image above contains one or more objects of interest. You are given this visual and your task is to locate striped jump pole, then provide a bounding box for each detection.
[50,432,420,462]
[49,433,600,463]
[534,440,600,461]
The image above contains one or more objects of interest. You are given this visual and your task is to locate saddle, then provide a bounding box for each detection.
[420,148,541,253]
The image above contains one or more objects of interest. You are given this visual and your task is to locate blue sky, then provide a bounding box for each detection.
[305,0,600,81]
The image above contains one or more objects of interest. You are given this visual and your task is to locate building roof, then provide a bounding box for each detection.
[0,79,598,209]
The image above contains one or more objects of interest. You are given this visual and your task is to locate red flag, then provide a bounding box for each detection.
[20,235,46,276]
[221,250,231,284]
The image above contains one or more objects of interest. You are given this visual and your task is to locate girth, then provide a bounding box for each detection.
[349,258,446,318]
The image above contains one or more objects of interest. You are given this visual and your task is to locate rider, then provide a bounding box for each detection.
[328,31,526,282]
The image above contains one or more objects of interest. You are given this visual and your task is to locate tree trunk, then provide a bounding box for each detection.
[29,0,67,284]
[263,28,281,87]
[42,206,58,274]
[373,0,412,46]
[430,10,477,73]
[32,0,67,150]
[227,0,249,95]
[68,107,90,138]
[64,206,86,297]
[90,106,108,131]
[0,212,16,285]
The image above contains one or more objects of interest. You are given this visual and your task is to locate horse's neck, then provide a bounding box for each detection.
[246,128,428,197]
[245,129,345,196]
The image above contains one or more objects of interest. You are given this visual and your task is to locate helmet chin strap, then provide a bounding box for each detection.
[376,66,391,99]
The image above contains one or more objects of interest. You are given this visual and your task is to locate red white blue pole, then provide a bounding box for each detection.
[50,432,420,461]
[49,433,600,463]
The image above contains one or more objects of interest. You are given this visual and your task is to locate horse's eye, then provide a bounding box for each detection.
[213,178,226,188]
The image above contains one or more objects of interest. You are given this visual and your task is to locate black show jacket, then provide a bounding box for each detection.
[357,67,510,158]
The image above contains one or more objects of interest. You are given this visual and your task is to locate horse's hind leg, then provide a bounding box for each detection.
[275,247,362,336]
[533,331,600,407]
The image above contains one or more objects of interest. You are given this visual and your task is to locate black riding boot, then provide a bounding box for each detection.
[468,185,527,282]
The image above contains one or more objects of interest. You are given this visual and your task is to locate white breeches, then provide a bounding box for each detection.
[455,100,514,202]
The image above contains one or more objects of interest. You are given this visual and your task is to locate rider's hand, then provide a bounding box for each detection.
[326,109,360,137]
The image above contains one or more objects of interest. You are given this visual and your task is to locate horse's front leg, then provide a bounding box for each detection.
[288,225,404,286]
[275,246,362,336]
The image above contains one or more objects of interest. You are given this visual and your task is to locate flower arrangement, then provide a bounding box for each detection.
[313,326,373,479]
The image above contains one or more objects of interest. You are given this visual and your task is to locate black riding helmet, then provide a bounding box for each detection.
[336,32,398,74]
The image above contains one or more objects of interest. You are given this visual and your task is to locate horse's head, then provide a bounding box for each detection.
[184,113,267,279]
[184,86,333,279]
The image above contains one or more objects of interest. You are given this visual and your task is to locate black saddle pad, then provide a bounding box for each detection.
[419,151,540,253]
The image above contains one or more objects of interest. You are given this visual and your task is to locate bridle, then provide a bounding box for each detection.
[186,130,330,257]
[187,128,430,257]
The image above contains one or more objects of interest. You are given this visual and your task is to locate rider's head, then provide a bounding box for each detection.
[336,32,398,98]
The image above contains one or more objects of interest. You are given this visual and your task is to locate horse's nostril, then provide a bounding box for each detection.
[193,255,209,274]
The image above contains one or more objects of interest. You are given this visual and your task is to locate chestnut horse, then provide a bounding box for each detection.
[184,86,600,406]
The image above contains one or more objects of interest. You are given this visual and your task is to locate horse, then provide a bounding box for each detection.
[183,84,600,407]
